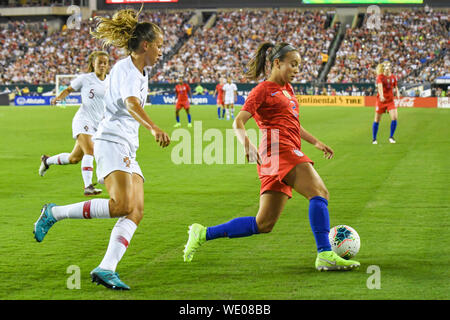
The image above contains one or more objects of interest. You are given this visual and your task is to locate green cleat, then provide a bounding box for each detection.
[315,251,360,272]
[183,223,206,262]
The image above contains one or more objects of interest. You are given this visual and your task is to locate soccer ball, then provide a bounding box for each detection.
[329,225,360,259]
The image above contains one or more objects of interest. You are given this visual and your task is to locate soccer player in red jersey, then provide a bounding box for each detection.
[213,77,225,119]
[183,42,360,271]
[372,61,400,144]
[174,77,192,127]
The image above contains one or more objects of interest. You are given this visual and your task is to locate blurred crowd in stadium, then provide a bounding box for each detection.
[327,9,448,84]
[0,6,448,97]
[152,10,336,84]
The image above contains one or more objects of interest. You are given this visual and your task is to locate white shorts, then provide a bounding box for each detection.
[94,139,144,184]
[224,96,234,105]
[72,114,96,139]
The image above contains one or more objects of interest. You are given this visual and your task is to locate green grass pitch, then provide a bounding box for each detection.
[0,104,449,300]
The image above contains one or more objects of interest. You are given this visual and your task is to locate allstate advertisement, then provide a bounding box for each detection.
[15,95,82,106]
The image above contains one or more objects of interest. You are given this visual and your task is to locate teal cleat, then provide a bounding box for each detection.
[34,203,57,242]
[90,267,130,290]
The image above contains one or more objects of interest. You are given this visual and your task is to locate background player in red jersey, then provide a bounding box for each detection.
[174,77,192,127]
[213,77,225,119]
[183,42,360,271]
[372,61,400,144]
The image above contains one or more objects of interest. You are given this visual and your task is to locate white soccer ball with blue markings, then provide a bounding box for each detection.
[329,225,360,260]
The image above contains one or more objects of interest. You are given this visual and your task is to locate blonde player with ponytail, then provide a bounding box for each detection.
[39,51,109,196]
[372,61,400,144]
[34,7,170,290]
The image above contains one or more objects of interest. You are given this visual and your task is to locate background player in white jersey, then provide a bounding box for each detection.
[222,77,237,120]
[33,7,170,290]
[39,51,109,196]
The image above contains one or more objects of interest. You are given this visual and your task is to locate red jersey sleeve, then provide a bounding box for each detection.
[241,83,266,116]
[376,75,383,84]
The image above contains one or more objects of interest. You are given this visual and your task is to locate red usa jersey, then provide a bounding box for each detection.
[215,83,224,98]
[241,81,301,152]
[376,74,397,103]
[175,83,190,101]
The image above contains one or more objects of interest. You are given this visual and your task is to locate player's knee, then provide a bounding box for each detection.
[109,196,134,217]
[312,185,329,201]
[257,219,276,234]
[127,208,144,225]
[68,154,82,164]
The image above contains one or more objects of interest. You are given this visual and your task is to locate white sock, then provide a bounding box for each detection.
[52,199,110,221]
[46,153,70,165]
[99,217,137,272]
[226,109,230,118]
[81,155,94,188]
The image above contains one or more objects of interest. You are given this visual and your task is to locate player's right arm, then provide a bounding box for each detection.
[376,76,385,102]
[233,111,261,165]
[51,87,74,105]
[125,96,170,148]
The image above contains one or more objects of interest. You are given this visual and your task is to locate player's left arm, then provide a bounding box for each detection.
[300,125,334,159]
[125,96,170,148]
[394,77,400,99]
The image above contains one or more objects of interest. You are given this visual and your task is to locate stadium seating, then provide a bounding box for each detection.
[151,9,337,84]
[327,8,448,84]
[0,7,448,90]
[0,11,192,85]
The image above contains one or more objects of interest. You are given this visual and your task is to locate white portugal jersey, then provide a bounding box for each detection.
[93,56,149,155]
[70,72,108,128]
[223,83,237,99]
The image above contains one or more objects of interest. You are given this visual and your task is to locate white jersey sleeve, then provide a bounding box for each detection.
[70,74,85,91]
[120,72,145,106]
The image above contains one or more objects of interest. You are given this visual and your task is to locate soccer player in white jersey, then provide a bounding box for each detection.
[222,77,237,120]
[39,51,109,196]
[33,7,170,290]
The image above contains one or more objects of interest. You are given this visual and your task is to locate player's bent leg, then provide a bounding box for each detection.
[183,191,288,262]
[68,140,84,164]
[76,134,102,195]
[255,191,289,233]
[284,163,359,271]
[93,172,143,290]
[283,162,329,201]
[104,170,136,218]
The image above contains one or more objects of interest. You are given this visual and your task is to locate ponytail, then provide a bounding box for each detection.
[90,6,162,55]
[245,42,275,81]
[245,42,297,81]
